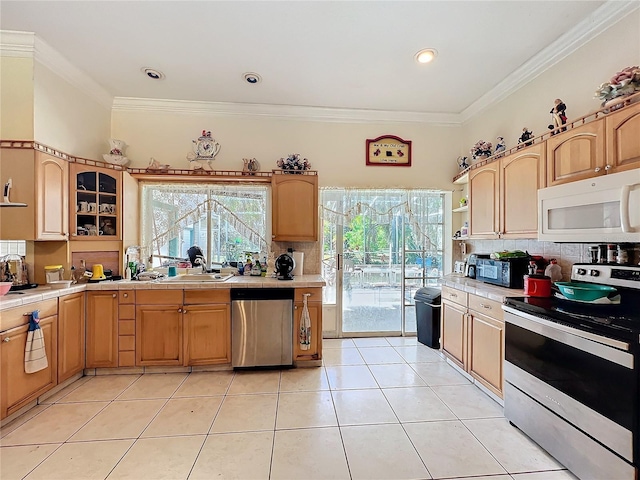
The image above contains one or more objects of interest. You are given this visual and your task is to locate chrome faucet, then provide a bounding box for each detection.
[193,256,207,273]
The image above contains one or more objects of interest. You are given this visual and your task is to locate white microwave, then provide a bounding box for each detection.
[538,169,640,243]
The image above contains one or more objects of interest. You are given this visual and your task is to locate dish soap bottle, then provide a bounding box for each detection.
[544,259,562,282]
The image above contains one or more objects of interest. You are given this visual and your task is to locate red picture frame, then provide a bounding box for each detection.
[366,135,412,166]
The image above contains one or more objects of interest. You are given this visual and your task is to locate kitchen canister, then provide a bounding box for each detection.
[292,251,304,276]
[524,275,552,297]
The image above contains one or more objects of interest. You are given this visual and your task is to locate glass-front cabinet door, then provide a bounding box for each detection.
[70,164,121,240]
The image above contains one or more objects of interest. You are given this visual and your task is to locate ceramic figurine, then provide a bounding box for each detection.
[146,157,171,172]
[517,128,534,148]
[495,137,506,157]
[457,156,470,170]
[548,99,567,135]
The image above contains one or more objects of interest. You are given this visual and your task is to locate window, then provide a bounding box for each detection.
[140,183,270,267]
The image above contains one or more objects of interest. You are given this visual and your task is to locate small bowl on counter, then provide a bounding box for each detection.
[0,282,13,296]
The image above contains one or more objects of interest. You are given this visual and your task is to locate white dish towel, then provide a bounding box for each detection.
[299,293,312,351]
[24,310,48,374]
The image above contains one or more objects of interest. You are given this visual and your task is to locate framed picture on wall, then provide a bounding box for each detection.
[366,135,412,166]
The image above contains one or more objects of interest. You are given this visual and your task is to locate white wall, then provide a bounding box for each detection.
[111,111,462,191]
[0,56,34,139]
[33,62,111,159]
[461,11,640,153]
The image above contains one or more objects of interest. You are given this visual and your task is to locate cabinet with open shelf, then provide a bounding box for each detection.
[70,164,121,240]
[452,171,469,239]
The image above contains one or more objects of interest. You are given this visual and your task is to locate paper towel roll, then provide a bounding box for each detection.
[292,252,304,276]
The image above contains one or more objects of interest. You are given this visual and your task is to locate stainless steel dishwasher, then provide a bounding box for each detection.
[231,288,294,368]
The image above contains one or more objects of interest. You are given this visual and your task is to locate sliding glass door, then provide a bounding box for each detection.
[321,189,445,337]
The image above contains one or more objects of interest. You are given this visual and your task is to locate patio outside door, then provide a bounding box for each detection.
[321,189,444,338]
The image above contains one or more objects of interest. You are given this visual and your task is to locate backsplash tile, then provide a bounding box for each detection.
[0,240,26,256]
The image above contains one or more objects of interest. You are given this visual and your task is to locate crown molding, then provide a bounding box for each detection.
[0,29,113,109]
[460,0,639,122]
[112,97,462,125]
[0,30,35,56]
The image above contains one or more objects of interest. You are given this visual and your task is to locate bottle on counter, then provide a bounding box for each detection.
[460,221,469,237]
[616,244,629,265]
[544,259,562,282]
[237,261,244,275]
[607,244,616,264]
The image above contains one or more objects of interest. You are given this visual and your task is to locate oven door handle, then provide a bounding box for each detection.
[503,307,633,368]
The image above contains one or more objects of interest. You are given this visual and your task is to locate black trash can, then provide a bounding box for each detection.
[414,287,442,348]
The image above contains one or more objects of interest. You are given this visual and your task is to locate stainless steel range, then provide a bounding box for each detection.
[503,264,640,480]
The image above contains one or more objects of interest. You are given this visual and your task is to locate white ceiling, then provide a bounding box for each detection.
[0,1,635,119]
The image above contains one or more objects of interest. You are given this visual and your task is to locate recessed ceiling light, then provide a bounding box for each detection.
[415,49,438,64]
[243,72,262,84]
[141,68,165,80]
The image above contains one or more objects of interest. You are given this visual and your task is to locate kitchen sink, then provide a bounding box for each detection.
[164,273,234,282]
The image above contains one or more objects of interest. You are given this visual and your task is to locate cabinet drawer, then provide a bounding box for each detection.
[295,288,322,302]
[468,295,504,322]
[119,335,135,351]
[119,305,135,320]
[119,351,135,367]
[135,290,183,305]
[119,319,135,336]
[119,291,135,304]
[1,299,58,332]
[184,289,230,304]
[442,286,467,307]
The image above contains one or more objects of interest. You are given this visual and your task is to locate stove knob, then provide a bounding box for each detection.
[576,268,587,275]
[590,270,600,277]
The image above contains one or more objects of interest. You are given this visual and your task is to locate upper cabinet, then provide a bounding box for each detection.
[499,144,546,238]
[546,118,605,186]
[468,144,545,239]
[272,171,318,242]
[70,163,122,240]
[0,148,68,241]
[468,162,499,239]
[605,102,640,173]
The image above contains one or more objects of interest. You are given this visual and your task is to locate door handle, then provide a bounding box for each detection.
[621,183,638,233]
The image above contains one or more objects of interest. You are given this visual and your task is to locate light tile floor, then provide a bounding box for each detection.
[0,337,577,480]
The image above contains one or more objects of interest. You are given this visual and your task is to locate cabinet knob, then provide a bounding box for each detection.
[123,293,128,298]
[594,167,601,173]
[3,337,10,342]
[479,303,492,310]
[112,293,117,298]
[450,292,457,298]
[178,308,183,313]
[605,164,612,171]
[294,305,298,310]
[183,309,188,314]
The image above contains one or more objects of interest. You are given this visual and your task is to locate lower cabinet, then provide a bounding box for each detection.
[441,286,505,398]
[293,288,323,361]
[1,314,58,419]
[183,304,231,365]
[136,304,183,366]
[58,292,85,383]
[86,291,119,368]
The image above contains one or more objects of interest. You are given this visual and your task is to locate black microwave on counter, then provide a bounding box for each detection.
[476,257,530,289]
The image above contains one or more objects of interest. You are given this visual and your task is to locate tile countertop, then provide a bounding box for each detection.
[0,275,326,312]
[441,274,524,302]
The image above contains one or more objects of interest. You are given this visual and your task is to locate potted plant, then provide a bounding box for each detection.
[470,140,493,161]
[276,154,311,173]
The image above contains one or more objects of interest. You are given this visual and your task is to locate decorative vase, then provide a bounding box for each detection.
[602,95,632,113]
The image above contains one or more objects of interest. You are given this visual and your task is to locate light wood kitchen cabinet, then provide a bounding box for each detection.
[468,162,499,238]
[441,300,466,369]
[468,144,545,239]
[293,288,323,361]
[0,149,68,241]
[86,291,119,368]
[1,314,57,419]
[546,118,605,186]
[605,101,640,173]
[499,144,546,238]
[58,292,85,383]
[70,163,121,240]
[272,171,319,242]
[183,290,231,366]
[118,290,135,367]
[440,287,505,398]
[135,290,184,366]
